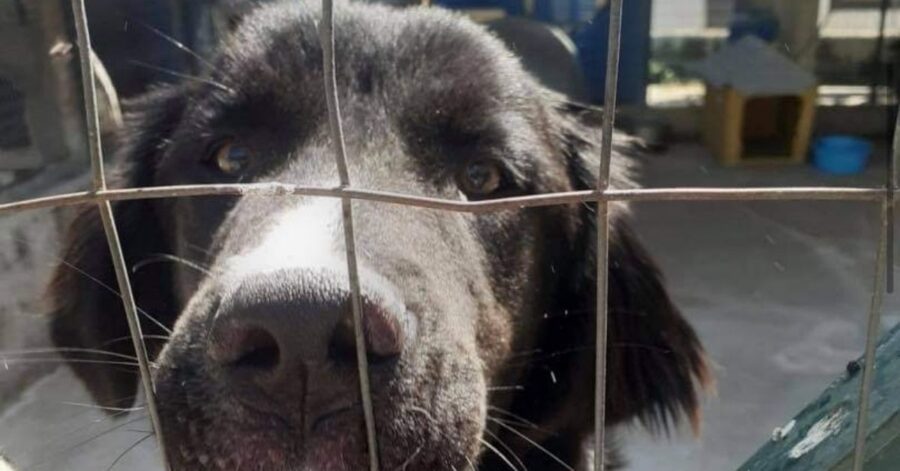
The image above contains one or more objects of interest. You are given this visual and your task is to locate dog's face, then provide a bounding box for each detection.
[48,3,710,470]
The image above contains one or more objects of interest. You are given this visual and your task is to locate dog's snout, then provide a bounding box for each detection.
[208,269,408,386]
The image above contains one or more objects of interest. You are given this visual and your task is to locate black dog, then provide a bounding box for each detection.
[48,2,711,470]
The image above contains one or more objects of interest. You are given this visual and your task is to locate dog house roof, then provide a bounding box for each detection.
[690,36,816,96]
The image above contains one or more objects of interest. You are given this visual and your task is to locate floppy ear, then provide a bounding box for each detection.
[559,100,713,433]
[515,99,713,451]
[47,86,186,409]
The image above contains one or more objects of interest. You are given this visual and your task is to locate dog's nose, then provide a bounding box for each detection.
[208,269,407,390]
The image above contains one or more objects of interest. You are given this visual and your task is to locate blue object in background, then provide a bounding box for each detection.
[573,0,652,105]
[812,136,873,175]
[532,0,596,26]
[728,8,779,43]
[419,0,653,106]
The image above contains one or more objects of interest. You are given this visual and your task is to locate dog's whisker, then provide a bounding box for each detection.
[502,346,595,368]
[134,20,219,72]
[507,348,543,359]
[482,427,527,471]
[137,311,172,336]
[132,253,212,275]
[26,414,149,468]
[486,407,540,430]
[55,257,173,336]
[0,233,174,336]
[486,415,537,432]
[26,396,142,454]
[96,335,170,349]
[128,60,235,93]
[57,401,145,413]
[487,417,573,471]
[57,408,146,444]
[486,385,524,392]
[0,357,138,368]
[504,343,672,370]
[182,241,217,258]
[61,395,142,424]
[477,436,519,471]
[0,347,137,361]
[508,342,673,368]
[106,432,155,471]
[610,342,674,354]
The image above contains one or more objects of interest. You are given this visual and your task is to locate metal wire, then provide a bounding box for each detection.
[594,1,623,469]
[319,1,380,469]
[888,111,900,292]
[70,0,171,469]
[851,199,889,471]
[7,0,895,469]
[3,186,890,217]
[850,106,900,471]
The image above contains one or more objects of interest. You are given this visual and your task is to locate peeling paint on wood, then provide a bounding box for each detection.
[740,323,900,471]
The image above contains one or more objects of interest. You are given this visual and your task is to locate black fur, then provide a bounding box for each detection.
[48,3,711,470]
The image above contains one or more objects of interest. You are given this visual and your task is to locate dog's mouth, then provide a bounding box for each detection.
[168,401,370,471]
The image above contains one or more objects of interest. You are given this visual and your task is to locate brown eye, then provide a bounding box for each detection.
[210,140,250,175]
[458,159,503,196]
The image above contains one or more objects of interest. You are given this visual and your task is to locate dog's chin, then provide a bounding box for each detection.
[167,407,483,471]
[169,424,297,470]
[169,426,368,471]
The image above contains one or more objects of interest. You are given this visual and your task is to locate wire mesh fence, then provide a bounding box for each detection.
[0,0,897,470]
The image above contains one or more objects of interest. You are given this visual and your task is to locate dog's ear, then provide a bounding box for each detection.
[47,86,186,409]
[534,99,713,438]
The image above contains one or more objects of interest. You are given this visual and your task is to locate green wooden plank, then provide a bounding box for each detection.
[739,323,900,471]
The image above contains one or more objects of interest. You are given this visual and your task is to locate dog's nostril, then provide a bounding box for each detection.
[329,316,358,363]
[329,308,404,365]
[230,327,281,371]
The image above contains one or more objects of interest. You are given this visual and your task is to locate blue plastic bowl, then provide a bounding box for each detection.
[812,136,872,175]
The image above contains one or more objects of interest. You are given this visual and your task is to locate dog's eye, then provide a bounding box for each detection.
[209,140,251,175]
[458,159,503,196]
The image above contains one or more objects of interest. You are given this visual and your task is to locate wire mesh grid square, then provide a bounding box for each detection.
[0,0,896,470]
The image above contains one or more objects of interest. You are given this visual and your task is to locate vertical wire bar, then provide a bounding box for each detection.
[851,198,889,471]
[888,111,899,292]
[597,0,624,190]
[70,0,171,469]
[852,107,900,470]
[319,1,381,470]
[594,1,623,470]
[71,0,105,190]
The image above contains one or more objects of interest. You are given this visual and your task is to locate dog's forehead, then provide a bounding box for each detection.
[211,4,531,120]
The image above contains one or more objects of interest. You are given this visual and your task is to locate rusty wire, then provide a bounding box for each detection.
[9,0,894,469]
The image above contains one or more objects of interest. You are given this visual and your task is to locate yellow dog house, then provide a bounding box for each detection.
[693,37,817,166]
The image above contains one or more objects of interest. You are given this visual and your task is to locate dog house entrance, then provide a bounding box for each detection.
[741,95,801,160]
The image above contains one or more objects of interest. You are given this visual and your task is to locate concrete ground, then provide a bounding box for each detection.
[623,142,899,470]
[1,142,898,470]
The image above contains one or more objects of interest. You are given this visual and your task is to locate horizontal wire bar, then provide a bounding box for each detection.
[0,185,889,217]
